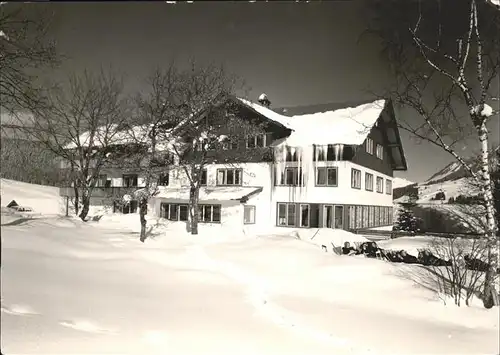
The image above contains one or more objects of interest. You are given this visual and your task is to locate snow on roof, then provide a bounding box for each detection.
[63,124,151,150]
[237,98,292,129]
[64,96,386,151]
[237,97,386,146]
[156,186,263,202]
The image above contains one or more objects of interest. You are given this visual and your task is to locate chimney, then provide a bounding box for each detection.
[258,93,271,108]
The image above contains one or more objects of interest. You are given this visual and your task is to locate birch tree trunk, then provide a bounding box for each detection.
[477,122,498,307]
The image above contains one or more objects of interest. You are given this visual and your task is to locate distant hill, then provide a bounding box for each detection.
[393,177,415,189]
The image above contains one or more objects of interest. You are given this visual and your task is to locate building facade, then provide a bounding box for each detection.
[60,96,407,233]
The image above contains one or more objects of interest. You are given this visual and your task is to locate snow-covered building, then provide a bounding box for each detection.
[59,95,407,232]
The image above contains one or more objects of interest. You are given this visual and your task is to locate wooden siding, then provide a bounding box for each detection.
[352,123,394,177]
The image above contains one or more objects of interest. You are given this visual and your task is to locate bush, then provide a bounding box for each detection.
[453,194,483,205]
[433,191,446,200]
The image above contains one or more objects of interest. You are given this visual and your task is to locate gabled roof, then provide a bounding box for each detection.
[236,97,408,171]
[236,97,386,146]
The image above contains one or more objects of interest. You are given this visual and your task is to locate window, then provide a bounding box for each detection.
[386,179,392,195]
[244,205,256,224]
[278,167,303,186]
[362,205,369,228]
[374,206,380,227]
[117,200,138,214]
[376,144,384,160]
[316,167,338,186]
[368,206,375,227]
[158,173,169,186]
[217,168,242,186]
[179,205,189,221]
[355,205,363,229]
[198,204,221,223]
[348,205,356,229]
[196,137,217,151]
[123,174,138,187]
[160,203,189,221]
[365,173,374,191]
[200,169,207,186]
[376,177,384,193]
[277,203,296,226]
[365,137,374,155]
[286,148,298,162]
[246,134,268,148]
[299,204,310,227]
[351,168,361,189]
[96,174,107,187]
[222,140,238,150]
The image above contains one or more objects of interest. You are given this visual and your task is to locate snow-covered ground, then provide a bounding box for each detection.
[1,181,499,355]
[1,178,64,216]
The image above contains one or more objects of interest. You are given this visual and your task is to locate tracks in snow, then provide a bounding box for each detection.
[184,244,376,355]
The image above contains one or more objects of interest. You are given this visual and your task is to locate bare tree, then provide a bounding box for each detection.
[11,69,130,221]
[0,135,61,185]
[133,60,265,236]
[119,66,180,242]
[365,0,500,307]
[411,236,497,307]
[0,2,60,117]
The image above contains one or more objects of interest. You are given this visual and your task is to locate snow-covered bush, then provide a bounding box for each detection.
[424,236,498,307]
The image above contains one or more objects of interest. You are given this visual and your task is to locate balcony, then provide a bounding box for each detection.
[59,186,140,199]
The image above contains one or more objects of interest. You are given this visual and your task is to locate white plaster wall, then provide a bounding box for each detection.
[168,162,273,188]
[271,161,394,206]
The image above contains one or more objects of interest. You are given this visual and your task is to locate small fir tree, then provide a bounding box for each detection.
[394,203,420,234]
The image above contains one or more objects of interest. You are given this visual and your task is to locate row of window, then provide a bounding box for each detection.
[159,203,256,224]
[276,202,392,229]
[95,167,392,194]
[196,133,385,164]
[351,169,392,195]
[95,173,170,188]
[195,133,271,152]
[160,203,222,223]
[276,167,392,195]
[347,205,393,230]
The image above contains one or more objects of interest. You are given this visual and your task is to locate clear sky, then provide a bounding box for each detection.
[31,1,500,182]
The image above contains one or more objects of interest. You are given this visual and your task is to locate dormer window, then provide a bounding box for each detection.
[376,144,384,160]
[246,134,268,148]
[366,137,374,155]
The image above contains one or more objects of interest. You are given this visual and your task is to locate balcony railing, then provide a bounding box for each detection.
[59,186,141,198]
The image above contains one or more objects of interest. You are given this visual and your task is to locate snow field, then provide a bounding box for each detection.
[1,180,499,354]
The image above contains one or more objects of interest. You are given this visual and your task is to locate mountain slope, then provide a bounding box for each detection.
[424,145,499,185]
